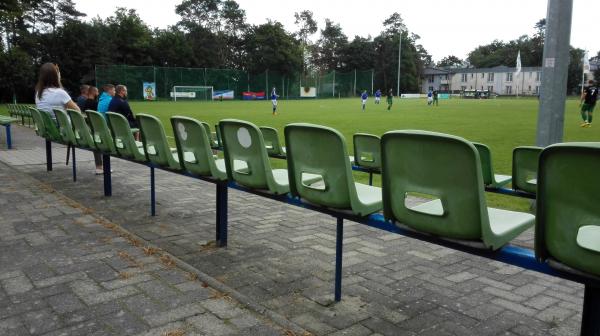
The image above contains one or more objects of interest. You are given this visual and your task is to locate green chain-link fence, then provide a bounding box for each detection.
[95,65,375,100]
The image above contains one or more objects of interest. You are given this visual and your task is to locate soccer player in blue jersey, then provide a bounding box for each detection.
[271,87,279,115]
[361,90,368,111]
[374,89,382,104]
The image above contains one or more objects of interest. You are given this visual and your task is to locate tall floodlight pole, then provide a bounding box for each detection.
[396,30,401,97]
[536,0,573,147]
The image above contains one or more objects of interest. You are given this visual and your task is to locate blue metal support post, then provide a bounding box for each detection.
[150,167,156,216]
[335,217,344,301]
[6,125,12,149]
[46,140,52,171]
[580,284,600,336]
[102,154,111,196]
[216,182,228,247]
[71,146,76,182]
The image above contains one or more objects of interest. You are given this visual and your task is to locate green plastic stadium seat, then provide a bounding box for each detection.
[170,116,227,180]
[198,122,218,149]
[285,124,382,216]
[259,126,286,156]
[214,124,222,148]
[512,146,542,194]
[38,109,62,142]
[535,143,600,277]
[29,107,46,138]
[68,109,96,149]
[86,110,117,155]
[53,109,77,145]
[473,142,511,188]
[382,131,534,250]
[353,133,381,170]
[106,112,146,162]
[219,119,293,194]
[137,114,181,170]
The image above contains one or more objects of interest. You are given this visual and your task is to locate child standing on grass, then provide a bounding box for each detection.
[387,89,393,110]
[361,90,368,111]
[374,89,381,104]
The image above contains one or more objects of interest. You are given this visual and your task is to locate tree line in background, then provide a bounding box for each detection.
[1,0,598,102]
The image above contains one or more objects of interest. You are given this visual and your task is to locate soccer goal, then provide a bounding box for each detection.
[171,86,214,101]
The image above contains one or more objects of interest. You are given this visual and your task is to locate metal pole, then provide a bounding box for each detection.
[150,166,156,216]
[581,50,587,96]
[334,217,344,302]
[46,140,52,171]
[371,69,374,95]
[397,30,402,97]
[353,69,357,96]
[265,69,269,95]
[332,70,335,97]
[536,0,573,147]
[103,154,111,197]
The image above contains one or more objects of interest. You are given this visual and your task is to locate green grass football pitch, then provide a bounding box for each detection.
[127,97,596,212]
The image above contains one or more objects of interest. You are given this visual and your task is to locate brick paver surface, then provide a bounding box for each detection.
[0,124,585,335]
[0,127,293,335]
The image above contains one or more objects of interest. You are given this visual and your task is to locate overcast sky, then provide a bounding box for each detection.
[73,0,599,62]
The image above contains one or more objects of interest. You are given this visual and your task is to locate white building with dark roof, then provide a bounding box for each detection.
[422,66,542,95]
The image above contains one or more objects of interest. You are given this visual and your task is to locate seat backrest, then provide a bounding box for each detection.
[171,116,221,178]
[106,112,145,161]
[199,122,218,148]
[86,110,116,154]
[536,143,600,277]
[353,133,381,169]
[285,123,354,209]
[381,131,487,240]
[29,107,46,138]
[38,110,62,141]
[219,119,274,190]
[53,109,76,144]
[473,143,495,185]
[512,146,542,193]
[68,109,95,148]
[137,113,181,170]
[214,124,222,147]
[259,127,284,156]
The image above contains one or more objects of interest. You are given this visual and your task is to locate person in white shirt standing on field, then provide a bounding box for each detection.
[35,62,80,118]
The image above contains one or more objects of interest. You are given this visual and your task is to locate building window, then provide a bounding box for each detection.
[488,73,494,82]
[536,72,541,81]
[505,86,512,94]
[535,86,540,94]
[528,85,531,92]
[481,73,484,78]
[461,86,467,91]
[461,74,467,82]
[506,73,513,82]
[487,86,494,92]
[471,74,474,79]
[428,75,434,83]
[470,86,473,89]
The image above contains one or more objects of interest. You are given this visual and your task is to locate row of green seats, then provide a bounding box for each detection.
[6,104,33,126]
[261,127,542,193]
[29,108,600,280]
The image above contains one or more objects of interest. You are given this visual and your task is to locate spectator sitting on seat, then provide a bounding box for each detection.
[97,84,115,114]
[35,62,80,117]
[108,85,137,128]
[76,84,89,111]
[83,86,99,112]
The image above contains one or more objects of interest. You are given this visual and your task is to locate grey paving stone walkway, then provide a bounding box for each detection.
[1,124,586,335]
[0,129,296,335]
